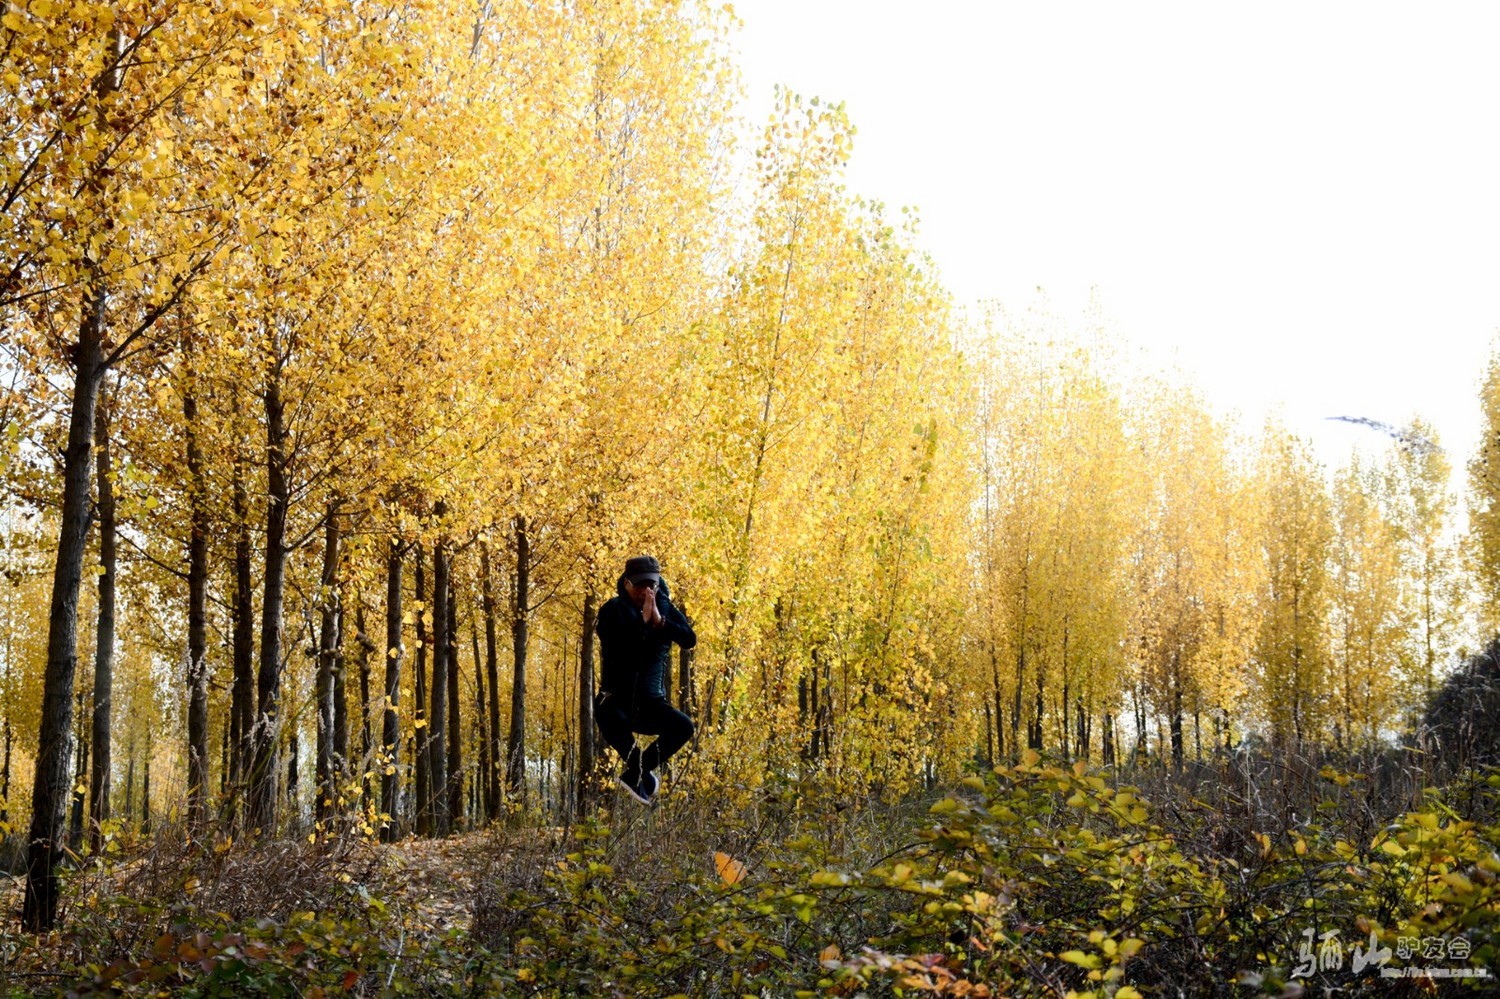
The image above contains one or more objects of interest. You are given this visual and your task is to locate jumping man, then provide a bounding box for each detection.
[594,555,697,804]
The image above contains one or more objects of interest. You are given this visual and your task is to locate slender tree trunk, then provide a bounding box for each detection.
[677,601,694,716]
[89,382,116,848]
[249,375,289,834]
[184,380,210,833]
[983,701,994,767]
[141,751,151,835]
[413,548,429,835]
[1012,645,1025,759]
[123,744,133,824]
[69,689,87,851]
[446,586,461,830]
[577,592,596,818]
[990,643,1005,763]
[356,593,372,774]
[428,526,449,835]
[481,542,501,821]
[507,516,529,797]
[1170,654,1184,772]
[1,718,11,826]
[474,619,492,825]
[1061,675,1071,759]
[24,272,106,931]
[230,460,255,818]
[332,585,349,783]
[286,729,299,822]
[315,505,341,824]
[381,542,403,842]
[808,668,820,760]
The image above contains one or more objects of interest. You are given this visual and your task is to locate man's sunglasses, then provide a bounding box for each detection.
[630,578,659,590]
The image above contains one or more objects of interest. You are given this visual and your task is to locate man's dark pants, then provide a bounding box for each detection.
[594,692,694,777]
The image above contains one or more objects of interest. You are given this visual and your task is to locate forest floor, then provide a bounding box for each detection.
[1,757,1497,997]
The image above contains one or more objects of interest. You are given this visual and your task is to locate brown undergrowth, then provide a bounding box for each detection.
[1,754,1498,997]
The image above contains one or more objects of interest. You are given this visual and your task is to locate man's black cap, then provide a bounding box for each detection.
[624,555,661,581]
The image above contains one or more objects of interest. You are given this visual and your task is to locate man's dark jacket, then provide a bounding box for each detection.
[596,576,696,708]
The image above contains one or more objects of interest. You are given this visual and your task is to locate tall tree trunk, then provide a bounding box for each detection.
[507,516,529,797]
[577,592,596,818]
[141,751,151,834]
[24,272,106,931]
[333,584,349,779]
[807,669,819,760]
[473,618,492,825]
[249,375,289,834]
[413,547,429,836]
[1012,645,1025,760]
[990,643,1005,763]
[1170,655,1184,772]
[286,729,299,820]
[446,584,461,830]
[89,382,116,848]
[676,599,693,716]
[381,542,403,842]
[356,593,372,775]
[982,702,994,767]
[481,542,501,821]
[69,689,87,850]
[315,505,341,825]
[1,718,11,826]
[428,526,449,835]
[184,379,210,833]
[1060,676,1071,759]
[229,459,255,818]
[123,743,133,824]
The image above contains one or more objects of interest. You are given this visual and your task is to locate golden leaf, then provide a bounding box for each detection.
[713,851,746,885]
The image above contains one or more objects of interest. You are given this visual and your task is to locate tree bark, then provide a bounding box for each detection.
[249,375,289,833]
[141,751,151,834]
[24,273,106,931]
[428,526,449,834]
[413,547,429,836]
[68,689,87,851]
[381,541,402,842]
[506,515,529,797]
[445,584,461,830]
[229,459,255,817]
[123,743,133,824]
[577,592,596,818]
[184,378,210,832]
[481,542,501,821]
[89,382,116,848]
[333,584,349,778]
[286,728,299,817]
[473,616,492,824]
[1,718,11,827]
[356,593,372,774]
[315,505,341,824]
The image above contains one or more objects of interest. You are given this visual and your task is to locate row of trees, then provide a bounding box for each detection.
[4,0,1499,937]
[972,314,1472,767]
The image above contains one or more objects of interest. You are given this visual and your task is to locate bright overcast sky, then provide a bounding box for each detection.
[729,1,1500,485]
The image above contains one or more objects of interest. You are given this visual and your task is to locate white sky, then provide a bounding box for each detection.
[729,1,1500,487]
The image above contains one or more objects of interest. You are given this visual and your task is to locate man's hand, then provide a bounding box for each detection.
[642,591,663,627]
